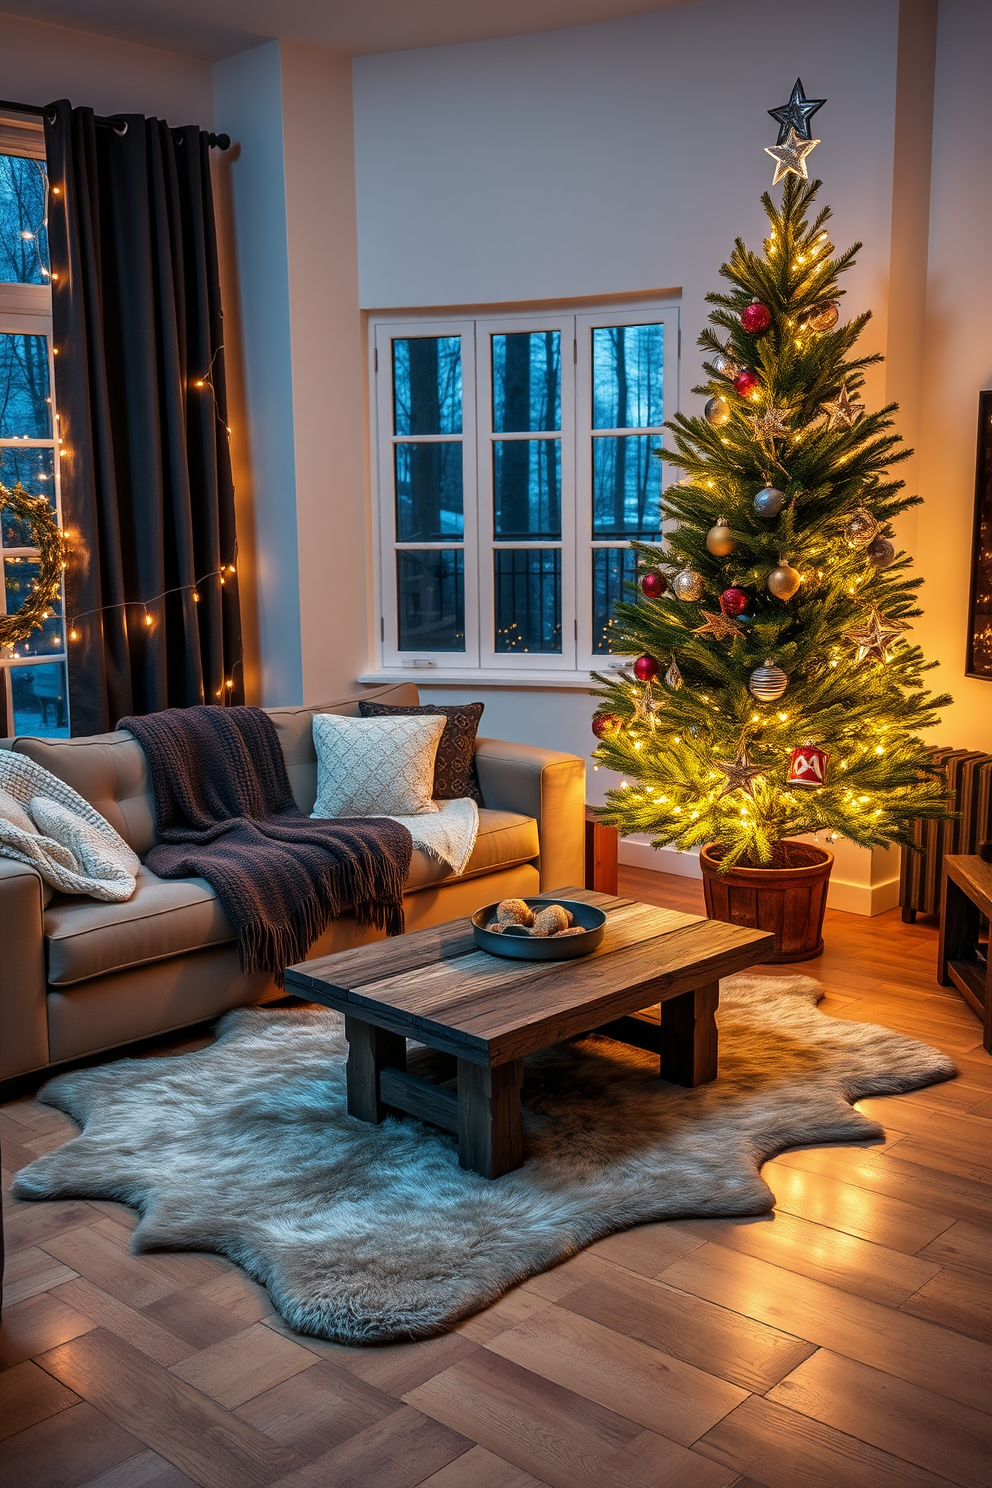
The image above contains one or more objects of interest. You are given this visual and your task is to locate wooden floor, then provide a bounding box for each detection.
[2,869,991,1488]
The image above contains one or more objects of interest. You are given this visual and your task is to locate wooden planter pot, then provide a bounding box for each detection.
[699,840,834,962]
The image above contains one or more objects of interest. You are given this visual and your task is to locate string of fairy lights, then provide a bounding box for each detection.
[2,159,243,706]
[65,555,243,702]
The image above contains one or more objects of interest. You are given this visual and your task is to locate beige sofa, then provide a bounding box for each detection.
[0,684,586,1084]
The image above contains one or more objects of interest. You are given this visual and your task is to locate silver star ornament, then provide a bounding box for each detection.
[765,127,821,185]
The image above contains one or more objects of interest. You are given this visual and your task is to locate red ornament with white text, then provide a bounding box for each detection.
[787,740,830,788]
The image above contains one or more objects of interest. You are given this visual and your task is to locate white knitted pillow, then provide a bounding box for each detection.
[311,713,445,818]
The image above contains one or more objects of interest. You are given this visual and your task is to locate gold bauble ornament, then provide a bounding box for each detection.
[672,568,705,602]
[705,517,737,558]
[807,301,840,332]
[767,561,801,600]
[704,396,730,427]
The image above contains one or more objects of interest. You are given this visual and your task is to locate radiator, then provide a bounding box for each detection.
[900,748,992,919]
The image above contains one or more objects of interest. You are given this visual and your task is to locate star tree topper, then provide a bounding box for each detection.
[714,743,765,799]
[768,79,826,143]
[843,609,906,663]
[765,127,821,185]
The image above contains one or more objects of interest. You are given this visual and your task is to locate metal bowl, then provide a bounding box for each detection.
[471,898,607,961]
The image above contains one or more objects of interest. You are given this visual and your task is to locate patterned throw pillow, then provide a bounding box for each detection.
[311,713,445,818]
[358,701,484,803]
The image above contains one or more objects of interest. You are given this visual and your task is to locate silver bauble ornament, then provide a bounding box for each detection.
[672,568,705,602]
[705,517,737,558]
[712,350,741,379]
[767,561,801,600]
[704,396,731,427]
[844,508,880,547]
[664,657,683,690]
[867,534,896,568]
[753,485,786,519]
[749,659,789,702]
[807,301,840,332]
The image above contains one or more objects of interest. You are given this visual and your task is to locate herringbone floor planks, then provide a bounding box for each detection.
[2,870,990,1487]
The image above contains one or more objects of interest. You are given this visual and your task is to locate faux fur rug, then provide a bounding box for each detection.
[13,974,954,1344]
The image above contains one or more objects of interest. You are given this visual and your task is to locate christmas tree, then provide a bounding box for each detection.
[592,165,951,868]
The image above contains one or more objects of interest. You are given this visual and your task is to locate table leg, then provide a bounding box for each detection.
[938,873,978,987]
[660,980,719,1087]
[345,1017,406,1124]
[457,1059,524,1178]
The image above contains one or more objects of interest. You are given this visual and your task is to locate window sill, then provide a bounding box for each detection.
[358,668,613,690]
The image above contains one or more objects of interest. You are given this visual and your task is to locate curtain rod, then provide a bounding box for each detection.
[0,97,230,149]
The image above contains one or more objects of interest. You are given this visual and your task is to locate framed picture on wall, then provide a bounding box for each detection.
[966,391,992,679]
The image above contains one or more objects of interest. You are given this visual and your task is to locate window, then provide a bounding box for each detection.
[0,115,68,736]
[371,303,678,679]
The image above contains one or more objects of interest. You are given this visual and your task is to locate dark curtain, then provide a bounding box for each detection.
[43,101,244,735]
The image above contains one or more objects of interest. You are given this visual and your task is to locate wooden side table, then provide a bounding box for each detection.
[938,854,992,1054]
[585,806,618,894]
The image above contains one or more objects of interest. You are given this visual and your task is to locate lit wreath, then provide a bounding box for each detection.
[0,481,67,649]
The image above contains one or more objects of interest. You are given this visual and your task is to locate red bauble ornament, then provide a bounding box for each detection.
[787,741,831,788]
[719,587,749,618]
[740,301,772,334]
[640,570,667,598]
[732,368,761,397]
[592,712,621,738]
[632,654,659,683]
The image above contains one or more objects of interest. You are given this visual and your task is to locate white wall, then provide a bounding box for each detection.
[351,0,920,910]
[916,0,992,754]
[214,40,368,707]
[214,43,303,707]
[0,12,213,125]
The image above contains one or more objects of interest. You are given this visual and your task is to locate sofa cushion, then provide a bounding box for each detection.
[357,700,484,803]
[406,808,539,891]
[266,684,422,814]
[42,807,537,984]
[45,865,235,986]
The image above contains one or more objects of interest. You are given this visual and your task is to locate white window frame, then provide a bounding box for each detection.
[0,115,68,734]
[366,299,679,685]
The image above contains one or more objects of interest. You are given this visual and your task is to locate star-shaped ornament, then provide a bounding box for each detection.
[714,744,765,799]
[692,609,744,641]
[843,609,906,664]
[768,78,827,143]
[631,682,661,730]
[747,404,792,447]
[765,127,821,185]
[821,384,865,430]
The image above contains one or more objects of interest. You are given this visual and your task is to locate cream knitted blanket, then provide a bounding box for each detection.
[0,750,140,901]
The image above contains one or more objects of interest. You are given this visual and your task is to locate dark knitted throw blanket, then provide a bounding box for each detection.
[118,706,412,981]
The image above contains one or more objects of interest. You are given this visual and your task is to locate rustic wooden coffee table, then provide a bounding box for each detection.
[285,888,775,1178]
